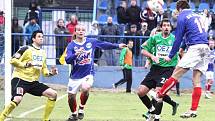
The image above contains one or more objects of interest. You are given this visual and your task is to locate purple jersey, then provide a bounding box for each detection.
[169,9,208,58]
[207,49,215,72]
[65,38,119,79]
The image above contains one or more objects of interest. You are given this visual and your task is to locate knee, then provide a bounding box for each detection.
[13,96,23,104]
[51,90,57,100]
[81,83,91,92]
[137,86,146,97]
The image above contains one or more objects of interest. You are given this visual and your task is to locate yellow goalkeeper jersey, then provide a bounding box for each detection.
[11,44,50,82]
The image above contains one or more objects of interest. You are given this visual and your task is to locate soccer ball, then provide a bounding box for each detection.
[147,0,164,12]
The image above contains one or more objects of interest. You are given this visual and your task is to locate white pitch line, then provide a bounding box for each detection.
[18,94,67,118]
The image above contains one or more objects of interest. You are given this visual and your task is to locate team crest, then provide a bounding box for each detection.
[86,43,92,49]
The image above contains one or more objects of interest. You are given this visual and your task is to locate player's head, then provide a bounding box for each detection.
[75,24,86,40]
[31,30,43,46]
[176,0,190,12]
[160,18,171,36]
[127,40,134,49]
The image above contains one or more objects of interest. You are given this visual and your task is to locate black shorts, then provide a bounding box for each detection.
[11,78,49,100]
[141,65,174,89]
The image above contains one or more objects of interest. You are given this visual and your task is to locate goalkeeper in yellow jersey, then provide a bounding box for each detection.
[0,30,58,121]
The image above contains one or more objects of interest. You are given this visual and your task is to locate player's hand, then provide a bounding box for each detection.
[25,61,33,68]
[164,56,171,62]
[75,47,84,56]
[119,43,127,49]
[50,66,58,75]
[151,55,159,64]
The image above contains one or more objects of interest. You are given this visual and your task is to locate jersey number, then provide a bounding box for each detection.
[194,18,205,33]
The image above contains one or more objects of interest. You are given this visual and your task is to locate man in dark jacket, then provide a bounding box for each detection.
[126,0,142,31]
[117,0,129,35]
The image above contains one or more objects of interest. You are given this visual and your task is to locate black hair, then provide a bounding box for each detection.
[160,18,171,27]
[176,0,190,11]
[31,30,43,41]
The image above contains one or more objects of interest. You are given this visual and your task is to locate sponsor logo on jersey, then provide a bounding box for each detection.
[76,49,92,65]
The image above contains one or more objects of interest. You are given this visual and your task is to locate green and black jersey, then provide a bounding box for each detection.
[142,33,178,67]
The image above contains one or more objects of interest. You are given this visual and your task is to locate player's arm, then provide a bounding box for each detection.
[94,39,126,50]
[65,44,78,64]
[10,46,29,68]
[168,17,185,59]
[141,37,159,63]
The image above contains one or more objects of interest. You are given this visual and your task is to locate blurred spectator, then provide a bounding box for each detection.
[150,24,162,36]
[147,0,164,13]
[140,7,158,31]
[100,16,120,43]
[201,9,212,32]
[117,0,129,35]
[137,22,151,42]
[23,16,41,45]
[100,16,120,66]
[88,21,99,35]
[171,9,179,34]
[209,12,215,38]
[54,18,70,65]
[126,0,142,31]
[0,11,4,62]
[12,17,23,55]
[157,9,164,25]
[125,24,142,66]
[66,15,78,42]
[88,21,102,65]
[23,1,40,26]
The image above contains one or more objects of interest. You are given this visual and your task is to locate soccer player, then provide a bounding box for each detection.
[65,24,126,121]
[156,0,210,118]
[0,30,58,121]
[205,37,215,99]
[137,18,179,121]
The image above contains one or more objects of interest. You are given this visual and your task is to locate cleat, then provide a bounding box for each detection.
[180,110,197,118]
[142,112,149,119]
[67,113,78,121]
[205,92,212,99]
[78,109,84,120]
[172,103,179,115]
[146,113,155,121]
[112,83,117,89]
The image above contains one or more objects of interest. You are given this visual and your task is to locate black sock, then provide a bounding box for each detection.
[163,95,176,107]
[154,101,163,115]
[139,95,152,109]
[176,82,180,95]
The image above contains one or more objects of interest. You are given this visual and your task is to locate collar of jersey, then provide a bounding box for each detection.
[73,37,87,45]
[31,44,41,50]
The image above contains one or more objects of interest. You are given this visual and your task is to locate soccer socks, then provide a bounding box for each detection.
[139,95,152,110]
[79,92,89,110]
[163,95,176,107]
[191,87,202,111]
[68,96,77,113]
[158,77,178,97]
[0,101,17,120]
[176,82,180,95]
[205,82,212,92]
[43,98,56,121]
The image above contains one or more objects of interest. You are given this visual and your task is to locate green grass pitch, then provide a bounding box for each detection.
[0,89,215,121]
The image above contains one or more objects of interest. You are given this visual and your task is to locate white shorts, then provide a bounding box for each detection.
[67,75,94,94]
[206,71,214,80]
[177,44,210,74]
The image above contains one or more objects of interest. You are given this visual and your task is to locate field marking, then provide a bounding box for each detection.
[17,94,67,118]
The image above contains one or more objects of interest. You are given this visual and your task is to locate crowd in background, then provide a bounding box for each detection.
[0,0,214,66]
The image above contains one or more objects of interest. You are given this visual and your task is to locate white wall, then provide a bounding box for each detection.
[0,0,5,11]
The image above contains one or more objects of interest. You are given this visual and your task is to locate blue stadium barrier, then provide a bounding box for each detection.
[39,65,214,90]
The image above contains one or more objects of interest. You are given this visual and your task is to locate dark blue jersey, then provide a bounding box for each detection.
[65,38,119,79]
[169,9,208,58]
